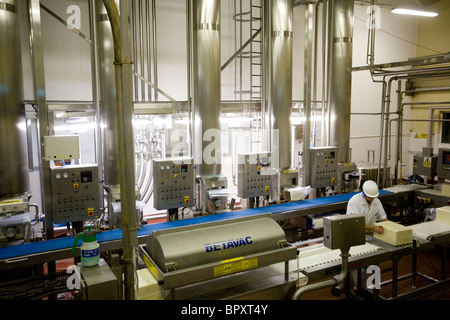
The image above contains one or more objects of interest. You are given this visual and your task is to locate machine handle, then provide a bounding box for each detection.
[367,150,375,163]
[72,233,84,253]
[5,257,28,264]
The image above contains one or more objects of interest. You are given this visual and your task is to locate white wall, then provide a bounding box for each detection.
[350,4,417,179]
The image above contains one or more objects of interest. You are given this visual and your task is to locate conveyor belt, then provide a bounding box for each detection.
[0,190,392,261]
[297,242,381,270]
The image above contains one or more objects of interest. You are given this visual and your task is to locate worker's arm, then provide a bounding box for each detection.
[368,218,388,234]
[366,224,382,234]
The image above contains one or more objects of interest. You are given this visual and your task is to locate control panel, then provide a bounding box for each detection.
[438,148,450,179]
[237,152,273,198]
[153,158,194,210]
[309,147,338,188]
[50,164,100,224]
[413,155,437,177]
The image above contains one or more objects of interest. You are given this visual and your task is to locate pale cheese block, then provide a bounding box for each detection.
[409,221,450,240]
[441,184,450,197]
[436,206,450,225]
[137,268,162,300]
[373,221,412,246]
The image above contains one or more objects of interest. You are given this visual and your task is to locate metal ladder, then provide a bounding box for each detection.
[233,0,263,102]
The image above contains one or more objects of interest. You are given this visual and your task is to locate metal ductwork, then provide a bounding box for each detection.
[0,0,30,198]
[270,0,294,171]
[328,0,354,163]
[96,0,120,187]
[192,0,222,178]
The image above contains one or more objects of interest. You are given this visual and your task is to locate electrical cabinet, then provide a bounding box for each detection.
[323,214,365,250]
[309,147,338,188]
[50,164,100,223]
[237,152,273,198]
[413,147,437,178]
[413,154,437,177]
[152,158,194,210]
[44,135,80,161]
[438,148,450,179]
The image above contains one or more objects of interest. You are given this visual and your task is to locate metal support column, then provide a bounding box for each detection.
[28,0,53,241]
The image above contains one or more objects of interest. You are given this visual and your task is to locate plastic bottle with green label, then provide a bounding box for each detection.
[72,225,100,267]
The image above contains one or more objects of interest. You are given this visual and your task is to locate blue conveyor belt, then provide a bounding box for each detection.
[0,190,391,261]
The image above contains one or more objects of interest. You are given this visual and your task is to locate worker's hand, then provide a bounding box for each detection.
[373,225,383,234]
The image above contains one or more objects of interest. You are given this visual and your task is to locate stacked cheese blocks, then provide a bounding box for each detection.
[436,206,450,224]
[373,221,412,246]
[409,206,450,241]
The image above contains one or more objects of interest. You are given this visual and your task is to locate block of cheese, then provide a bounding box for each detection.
[436,206,450,225]
[373,221,412,246]
[137,268,162,300]
[441,184,450,197]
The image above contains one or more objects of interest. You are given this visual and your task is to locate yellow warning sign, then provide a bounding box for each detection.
[424,157,431,168]
[214,258,258,277]
[142,253,159,279]
[0,199,21,205]
[413,133,428,139]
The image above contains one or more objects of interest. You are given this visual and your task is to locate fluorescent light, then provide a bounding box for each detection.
[392,8,438,17]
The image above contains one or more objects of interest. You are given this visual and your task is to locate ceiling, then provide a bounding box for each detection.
[356,0,441,10]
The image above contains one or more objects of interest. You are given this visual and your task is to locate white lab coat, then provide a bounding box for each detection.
[346,192,387,228]
[342,192,387,292]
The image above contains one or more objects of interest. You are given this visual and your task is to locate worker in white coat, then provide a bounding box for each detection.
[347,180,388,235]
[332,180,388,297]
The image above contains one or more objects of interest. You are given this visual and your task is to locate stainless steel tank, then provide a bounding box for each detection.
[192,0,222,177]
[328,0,354,163]
[270,0,293,170]
[357,163,391,189]
[0,0,30,198]
[96,0,120,186]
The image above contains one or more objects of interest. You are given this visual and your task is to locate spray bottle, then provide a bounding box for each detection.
[72,225,100,267]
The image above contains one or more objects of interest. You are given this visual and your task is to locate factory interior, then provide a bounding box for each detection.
[2,0,450,303]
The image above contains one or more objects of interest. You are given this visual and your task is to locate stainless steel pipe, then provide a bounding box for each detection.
[328,0,354,163]
[192,0,222,177]
[292,248,350,300]
[0,0,30,198]
[96,0,120,187]
[270,0,293,170]
[102,0,138,300]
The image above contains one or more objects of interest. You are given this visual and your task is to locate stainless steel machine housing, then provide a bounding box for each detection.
[142,213,297,294]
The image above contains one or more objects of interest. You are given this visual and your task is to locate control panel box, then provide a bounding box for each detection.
[238,152,273,198]
[44,135,80,161]
[309,147,338,188]
[413,154,437,177]
[323,214,365,250]
[438,148,450,179]
[50,164,100,224]
[153,158,194,210]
